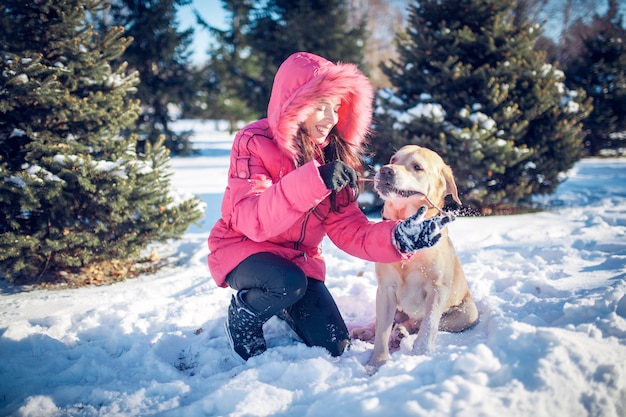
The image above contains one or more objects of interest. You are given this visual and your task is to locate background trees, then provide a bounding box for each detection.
[563,0,626,155]
[190,0,260,130]
[372,0,592,211]
[105,0,198,155]
[0,0,203,284]
[197,0,368,124]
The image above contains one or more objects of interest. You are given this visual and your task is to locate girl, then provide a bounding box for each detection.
[208,52,452,361]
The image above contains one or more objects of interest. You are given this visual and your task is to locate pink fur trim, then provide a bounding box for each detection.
[267,52,374,160]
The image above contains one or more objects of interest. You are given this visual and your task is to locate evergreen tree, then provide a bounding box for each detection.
[245,0,367,117]
[194,0,260,130]
[202,0,367,120]
[106,0,197,155]
[0,0,204,284]
[564,0,626,155]
[372,0,591,211]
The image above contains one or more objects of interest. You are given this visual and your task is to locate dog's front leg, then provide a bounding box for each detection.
[412,285,450,355]
[367,285,397,371]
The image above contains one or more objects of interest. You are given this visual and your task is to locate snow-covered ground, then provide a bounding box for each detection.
[1,120,625,417]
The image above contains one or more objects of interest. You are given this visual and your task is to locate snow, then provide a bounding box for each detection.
[467,112,496,131]
[405,103,446,123]
[10,74,29,85]
[1,119,626,417]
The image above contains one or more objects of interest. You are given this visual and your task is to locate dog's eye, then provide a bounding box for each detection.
[413,164,422,171]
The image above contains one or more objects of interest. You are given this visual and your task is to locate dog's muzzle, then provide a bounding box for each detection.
[375,166,423,198]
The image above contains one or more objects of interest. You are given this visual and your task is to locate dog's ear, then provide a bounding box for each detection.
[443,164,462,205]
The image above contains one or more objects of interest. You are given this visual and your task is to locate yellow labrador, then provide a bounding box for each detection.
[361,145,478,370]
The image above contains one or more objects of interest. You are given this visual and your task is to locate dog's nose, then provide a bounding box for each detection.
[379,165,395,180]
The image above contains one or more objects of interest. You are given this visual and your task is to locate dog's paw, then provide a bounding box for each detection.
[365,363,381,376]
[411,337,434,356]
[389,324,410,351]
[365,351,391,375]
[365,358,387,375]
[351,327,375,342]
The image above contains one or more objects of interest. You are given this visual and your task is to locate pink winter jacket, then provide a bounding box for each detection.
[207,52,406,287]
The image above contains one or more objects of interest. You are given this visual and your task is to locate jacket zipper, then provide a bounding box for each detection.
[294,209,313,258]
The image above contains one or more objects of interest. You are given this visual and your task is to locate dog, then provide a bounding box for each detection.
[356,145,479,371]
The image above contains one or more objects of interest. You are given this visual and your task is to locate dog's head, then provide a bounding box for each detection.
[375,145,461,219]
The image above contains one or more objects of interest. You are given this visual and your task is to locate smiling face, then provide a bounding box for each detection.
[304,97,342,144]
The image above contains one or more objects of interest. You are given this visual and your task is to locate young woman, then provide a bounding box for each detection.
[208,52,452,361]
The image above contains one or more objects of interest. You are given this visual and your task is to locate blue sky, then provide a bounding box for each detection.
[177,1,227,65]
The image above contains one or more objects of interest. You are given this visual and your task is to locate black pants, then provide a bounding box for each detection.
[225,252,350,356]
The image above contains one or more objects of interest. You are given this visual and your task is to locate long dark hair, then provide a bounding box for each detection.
[295,126,362,212]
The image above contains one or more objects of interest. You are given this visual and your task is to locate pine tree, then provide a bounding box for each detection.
[194,0,260,130]
[564,0,626,155]
[106,0,197,155]
[0,0,204,284]
[372,0,592,211]
[245,0,367,116]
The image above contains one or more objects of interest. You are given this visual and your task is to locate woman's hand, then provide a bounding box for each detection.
[318,161,357,191]
[393,206,454,252]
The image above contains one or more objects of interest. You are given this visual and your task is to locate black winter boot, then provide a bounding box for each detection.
[224,291,267,361]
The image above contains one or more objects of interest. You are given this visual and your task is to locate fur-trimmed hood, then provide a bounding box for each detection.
[267,52,374,160]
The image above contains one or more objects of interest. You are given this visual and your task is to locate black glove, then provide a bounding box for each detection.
[393,206,454,252]
[318,161,357,192]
